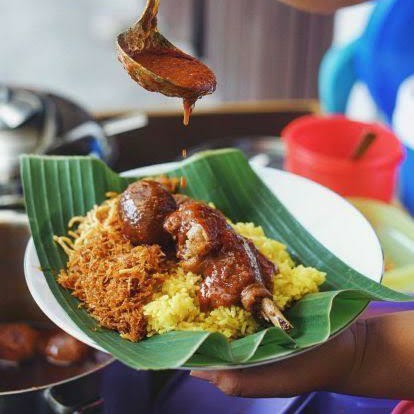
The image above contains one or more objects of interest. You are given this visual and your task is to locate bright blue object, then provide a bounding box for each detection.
[319,0,414,122]
[401,145,414,215]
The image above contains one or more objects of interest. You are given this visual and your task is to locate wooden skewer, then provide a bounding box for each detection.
[351,131,377,161]
[261,298,293,331]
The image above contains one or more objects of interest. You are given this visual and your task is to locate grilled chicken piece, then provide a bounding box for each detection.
[164,200,221,274]
[119,180,177,246]
[164,201,281,317]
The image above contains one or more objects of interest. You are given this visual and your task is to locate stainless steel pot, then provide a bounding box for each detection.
[0,85,147,208]
[0,211,114,414]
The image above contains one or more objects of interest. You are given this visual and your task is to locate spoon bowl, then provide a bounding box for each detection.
[117,0,216,125]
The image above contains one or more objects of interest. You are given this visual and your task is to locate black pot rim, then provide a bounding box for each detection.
[0,357,115,396]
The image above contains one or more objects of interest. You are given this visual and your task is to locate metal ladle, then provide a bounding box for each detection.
[117,0,216,125]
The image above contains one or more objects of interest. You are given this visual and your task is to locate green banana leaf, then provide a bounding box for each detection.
[21,149,412,370]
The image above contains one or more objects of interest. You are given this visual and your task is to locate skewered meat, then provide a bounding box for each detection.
[164,201,277,315]
[119,180,177,246]
[0,324,39,362]
[38,331,89,366]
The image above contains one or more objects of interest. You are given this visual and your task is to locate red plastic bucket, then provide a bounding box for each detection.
[282,115,404,202]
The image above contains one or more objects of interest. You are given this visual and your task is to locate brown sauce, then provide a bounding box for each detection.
[133,50,216,125]
[0,324,109,392]
[183,98,196,126]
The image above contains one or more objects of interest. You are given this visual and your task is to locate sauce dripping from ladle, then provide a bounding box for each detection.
[183,99,196,126]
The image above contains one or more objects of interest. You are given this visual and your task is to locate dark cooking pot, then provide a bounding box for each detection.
[0,211,114,414]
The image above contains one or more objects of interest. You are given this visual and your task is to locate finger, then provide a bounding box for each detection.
[192,367,296,398]
[191,370,248,397]
[190,371,216,381]
[193,366,300,398]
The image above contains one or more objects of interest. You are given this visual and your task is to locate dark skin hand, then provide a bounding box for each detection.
[192,312,414,400]
[278,0,366,13]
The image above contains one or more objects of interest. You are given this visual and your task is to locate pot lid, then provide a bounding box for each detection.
[0,86,43,130]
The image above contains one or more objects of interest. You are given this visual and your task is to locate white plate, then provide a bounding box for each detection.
[24,163,383,360]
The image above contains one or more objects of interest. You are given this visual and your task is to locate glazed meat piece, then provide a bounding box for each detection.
[119,180,177,246]
[0,323,39,362]
[164,201,221,273]
[173,193,191,206]
[38,331,89,366]
[164,201,276,314]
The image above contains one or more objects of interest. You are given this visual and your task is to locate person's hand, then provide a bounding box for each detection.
[192,312,414,400]
[277,0,366,14]
[191,321,362,398]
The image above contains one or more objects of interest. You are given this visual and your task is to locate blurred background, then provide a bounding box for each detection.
[0,0,348,112]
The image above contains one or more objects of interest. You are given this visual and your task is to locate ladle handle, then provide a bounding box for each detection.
[139,0,160,33]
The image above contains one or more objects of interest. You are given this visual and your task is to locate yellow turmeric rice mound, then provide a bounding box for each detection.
[55,194,326,341]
